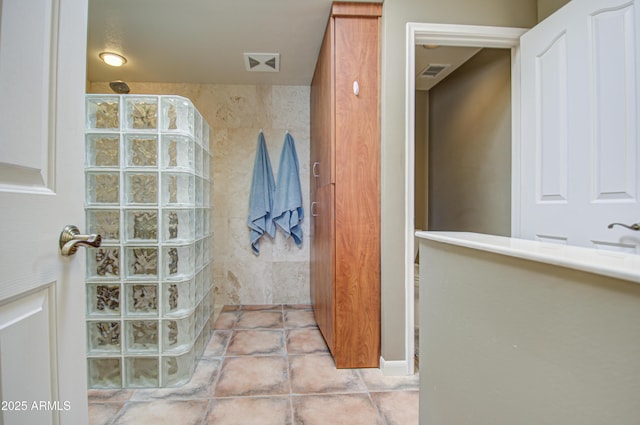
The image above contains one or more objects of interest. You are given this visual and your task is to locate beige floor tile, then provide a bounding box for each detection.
[203,330,231,357]
[371,391,420,425]
[241,304,283,311]
[358,368,420,392]
[289,354,366,394]
[284,310,317,328]
[88,402,124,425]
[131,357,222,401]
[205,397,292,425]
[284,304,313,310]
[214,356,290,397]
[112,400,208,425]
[88,389,134,403]
[292,394,384,425]
[286,328,329,355]
[226,329,285,356]
[214,312,238,330]
[236,311,283,329]
[221,305,240,312]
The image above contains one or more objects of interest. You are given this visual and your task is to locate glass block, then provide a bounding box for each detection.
[163,351,195,387]
[125,172,158,204]
[162,244,195,280]
[161,96,194,134]
[195,239,203,271]
[195,145,203,177]
[162,209,195,243]
[125,320,159,353]
[125,96,158,130]
[87,172,120,205]
[194,113,202,145]
[126,247,158,279]
[161,134,194,171]
[195,208,203,239]
[86,209,120,242]
[203,151,210,179]
[162,316,194,353]
[86,95,120,129]
[124,209,158,242]
[87,247,120,279]
[87,284,120,316]
[195,177,203,207]
[203,123,210,152]
[88,358,122,389]
[86,134,120,167]
[204,208,211,236]
[162,279,195,317]
[125,284,158,316]
[195,270,204,302]
[125,357,159,388]
[204,180,211,208]
[195,302,204,333]
[125,135,158,167]
[203,239,211,268]
[87,321,121,353]
[161,172,194,206]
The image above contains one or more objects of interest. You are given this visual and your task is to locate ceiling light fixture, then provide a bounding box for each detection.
[99,52,127,67]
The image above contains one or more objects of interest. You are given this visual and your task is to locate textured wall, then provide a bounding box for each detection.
[88,82,311,312]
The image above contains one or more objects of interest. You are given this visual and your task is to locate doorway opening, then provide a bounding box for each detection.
[404,23,526,375]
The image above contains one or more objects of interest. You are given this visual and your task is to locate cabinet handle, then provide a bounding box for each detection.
[353,80,360,96]
[312,162,320,178]
[311,201,319,217]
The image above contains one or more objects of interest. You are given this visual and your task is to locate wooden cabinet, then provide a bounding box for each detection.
[310,2,381,369]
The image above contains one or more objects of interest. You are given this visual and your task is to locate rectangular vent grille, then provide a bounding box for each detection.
[244,53,280,72]
[420,64,450,78]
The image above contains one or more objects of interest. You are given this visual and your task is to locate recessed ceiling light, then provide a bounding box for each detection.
[99,52,127,67]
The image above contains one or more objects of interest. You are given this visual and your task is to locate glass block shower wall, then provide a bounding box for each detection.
[84,94,214,388]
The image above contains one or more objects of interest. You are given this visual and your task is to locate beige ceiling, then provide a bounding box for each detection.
[87,0,382,86]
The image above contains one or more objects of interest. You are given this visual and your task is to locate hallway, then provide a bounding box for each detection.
[88,304,419,424]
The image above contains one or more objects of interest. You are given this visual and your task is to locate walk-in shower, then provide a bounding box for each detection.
[84,95,213,388]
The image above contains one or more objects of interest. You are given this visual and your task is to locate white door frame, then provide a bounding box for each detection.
[403,23,527,375]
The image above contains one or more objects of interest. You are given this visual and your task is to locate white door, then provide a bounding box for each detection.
[520,0,640,253]
[0,0,89,424]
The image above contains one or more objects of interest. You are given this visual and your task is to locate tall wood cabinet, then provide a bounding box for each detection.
[310,2,381,369]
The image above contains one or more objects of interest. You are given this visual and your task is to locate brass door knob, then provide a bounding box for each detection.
[59,225,102,256]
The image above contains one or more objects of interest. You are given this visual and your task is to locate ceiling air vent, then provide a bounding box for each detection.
[420,64,450,78]
[244,53,280,72]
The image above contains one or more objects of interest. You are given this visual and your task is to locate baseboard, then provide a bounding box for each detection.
[379,356,411,376]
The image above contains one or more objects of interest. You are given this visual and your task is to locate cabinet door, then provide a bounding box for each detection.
[310,17,335,189]
[333,15,381,368]
[311,184,335,353]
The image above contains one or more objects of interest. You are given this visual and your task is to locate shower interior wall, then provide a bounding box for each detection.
[88,82,311,315]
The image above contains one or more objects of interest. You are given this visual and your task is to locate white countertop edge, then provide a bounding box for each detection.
[416,231,640,284]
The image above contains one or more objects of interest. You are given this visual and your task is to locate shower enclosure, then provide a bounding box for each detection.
[84,94,213,388]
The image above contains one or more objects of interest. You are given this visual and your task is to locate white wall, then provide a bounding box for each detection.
[419,238,640,424]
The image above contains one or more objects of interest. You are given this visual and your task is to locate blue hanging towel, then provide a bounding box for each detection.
[273,132,304,246]
[247,131,276,255]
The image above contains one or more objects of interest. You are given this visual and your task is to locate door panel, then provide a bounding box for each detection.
[0,0,89,423]
[0,287,56,425]
[520,0,640,252]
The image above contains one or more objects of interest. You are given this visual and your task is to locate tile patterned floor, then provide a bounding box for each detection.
[89,304,419,425]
